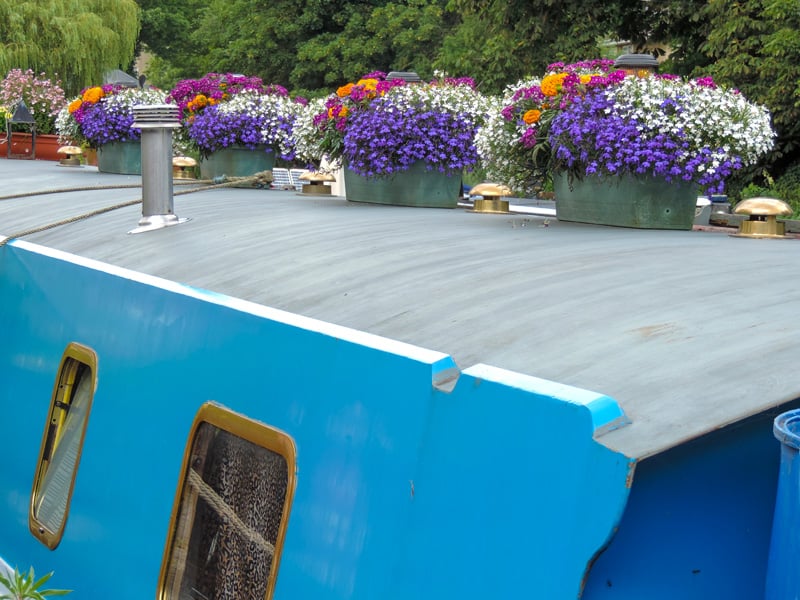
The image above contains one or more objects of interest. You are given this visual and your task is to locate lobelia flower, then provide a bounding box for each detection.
[60,85,168,148]
[305,72,491,177]
[476,59,621,195]
[548,73,776,194]
[186,90,302,160]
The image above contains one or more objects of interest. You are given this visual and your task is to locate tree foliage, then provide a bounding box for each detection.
[0,0,140,96]
[134,0,798,179]
[701,0,800,171]
[436,0,624,92]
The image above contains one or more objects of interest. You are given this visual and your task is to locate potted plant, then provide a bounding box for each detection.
[304,72,491,207]
[479,59,776,229]
[168,73,303,179]
[61,84,168,174]
[0,566,70,599]
[0,69,67,160]
[476,59,621,196]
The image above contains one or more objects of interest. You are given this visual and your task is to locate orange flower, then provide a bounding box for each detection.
[327,105,349,119]
[81,86,104,104]
[68,98,82,113]
[522,109,541,125]
[579,75,593,85]
[337,83,355,98]
[356,78,379,98]
[541,73,569,96]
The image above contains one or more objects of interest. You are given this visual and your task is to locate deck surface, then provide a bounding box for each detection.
[2,158,799,459]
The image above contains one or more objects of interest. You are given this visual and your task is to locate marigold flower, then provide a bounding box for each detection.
[337,83,355,98]
[356,78,379,99]
[356,78,378,91]
[81,86,104,104]
[541,73,569,97]
[68,98,83,113]
[327,105,349,119]
[522,109,541,124]
[579,75,593,85]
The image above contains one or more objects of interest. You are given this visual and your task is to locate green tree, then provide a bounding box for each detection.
[293,0,455,90]
[688,0,799,183]
[136,0,210,87]
[437,0,624,93]
[0,0,140,96]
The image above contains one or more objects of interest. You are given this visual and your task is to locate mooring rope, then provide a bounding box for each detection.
[186,468,275,558]
[0,171,273,247]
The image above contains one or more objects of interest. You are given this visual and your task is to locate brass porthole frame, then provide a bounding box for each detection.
[29,342,98,549]
[157,402,297,600]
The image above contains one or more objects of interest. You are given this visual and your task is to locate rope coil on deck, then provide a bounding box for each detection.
[0,170,273,247]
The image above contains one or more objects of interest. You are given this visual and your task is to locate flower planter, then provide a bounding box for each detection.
[553,172,698,230]
[344,162,461,208]
[97,140,141,175]
[0,133,62,161]
[199,145,275,180]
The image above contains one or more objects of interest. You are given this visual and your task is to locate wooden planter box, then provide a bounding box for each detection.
[344,162,461,208]
[554,172,698,230]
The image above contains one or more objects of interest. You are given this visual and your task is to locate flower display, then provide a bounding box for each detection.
[477,59,776,195]
[185,90,302,159]
[167,73,279,120]
[476,60,621,194]
[305,72,490,177]
[0,69,67,135]
[548,74,776,193]
[59,85,168,148]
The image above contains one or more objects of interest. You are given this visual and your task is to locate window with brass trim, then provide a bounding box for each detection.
[158,402,297,600]
[29,342,98,550]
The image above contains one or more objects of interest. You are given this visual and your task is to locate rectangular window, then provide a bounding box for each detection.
[29,342,98,549]
[158,402,297,600]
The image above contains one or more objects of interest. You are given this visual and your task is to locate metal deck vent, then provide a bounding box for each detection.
[129,104,189,234]
[132,105,181,125]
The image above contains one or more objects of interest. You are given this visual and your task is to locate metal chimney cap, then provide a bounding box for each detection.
[386,71,422,82]
[613,53,659,70]
[132,104,181,128]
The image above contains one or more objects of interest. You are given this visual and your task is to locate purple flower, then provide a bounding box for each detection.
[342,95,479,177]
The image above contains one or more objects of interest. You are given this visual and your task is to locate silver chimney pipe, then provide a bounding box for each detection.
[128,104,189,234]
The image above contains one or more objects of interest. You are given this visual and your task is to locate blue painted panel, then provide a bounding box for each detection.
[397,365,633,599]
[583,406,797,599]
[0,242,632,599]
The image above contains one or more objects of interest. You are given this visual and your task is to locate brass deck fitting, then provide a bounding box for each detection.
[299,170,335,195]
[469,183,512,213]
[57,145,83,167]
[731,197,793,239]
[172,156,197,180]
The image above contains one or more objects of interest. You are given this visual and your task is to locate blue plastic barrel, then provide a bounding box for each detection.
[765,409,800,599]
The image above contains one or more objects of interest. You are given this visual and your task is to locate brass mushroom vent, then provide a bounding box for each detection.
[469,183,512,214]
[172,156,197,180]
[57,145,83,167]
[731,197,793,239]
[298,170,335,195]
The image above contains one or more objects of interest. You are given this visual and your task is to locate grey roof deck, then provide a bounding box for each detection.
[2,159,799,459]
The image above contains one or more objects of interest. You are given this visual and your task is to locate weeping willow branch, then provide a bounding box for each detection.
[0,0,140,96]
